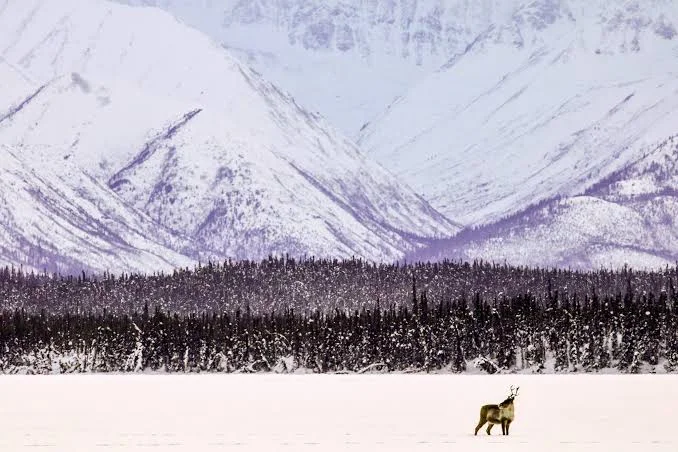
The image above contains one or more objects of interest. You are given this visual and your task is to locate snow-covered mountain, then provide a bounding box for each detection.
[118,0,513,136]
[0,0,458,273]
[361,0,678,224]
[3,0,677,272]
[411,136,678,270]
[115,0,678,226]
[0,145,194,275]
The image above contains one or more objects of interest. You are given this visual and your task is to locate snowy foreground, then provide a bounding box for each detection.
[1,375,676,451]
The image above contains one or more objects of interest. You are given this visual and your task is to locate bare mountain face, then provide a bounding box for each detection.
[410,136,678,270]
[0,0,457,273]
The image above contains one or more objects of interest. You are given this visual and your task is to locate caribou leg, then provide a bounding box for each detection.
[474,418,487,436]
[486,423,494,435]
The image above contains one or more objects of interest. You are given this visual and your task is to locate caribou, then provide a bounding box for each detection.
[474,386,519,436]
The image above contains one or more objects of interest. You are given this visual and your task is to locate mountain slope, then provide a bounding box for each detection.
[0,0,457,271]
[0,146,194,274]
[118,0,514,136]
[360,0,678,224]
[116,0,678,229]
[411,136,678,270]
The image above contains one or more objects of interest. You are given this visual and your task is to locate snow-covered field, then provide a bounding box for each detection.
[1,375,676,451]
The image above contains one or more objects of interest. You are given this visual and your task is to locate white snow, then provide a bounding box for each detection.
[0,0,458,272]
[360,1,678,225]
[0,145,194,274]
[117,0,514,137]
[0,59,33,108]
[108,0,678,269]
[114,1,678,227]
[416,137,678,270]
[0,374,676,451]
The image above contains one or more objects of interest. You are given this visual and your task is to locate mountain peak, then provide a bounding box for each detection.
[0,0,457,273]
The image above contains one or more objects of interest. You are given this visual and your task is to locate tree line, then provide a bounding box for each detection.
[1,257,676,314]
[2,283,677,374]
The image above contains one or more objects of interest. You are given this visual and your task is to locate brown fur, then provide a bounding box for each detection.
[474,391,517,436]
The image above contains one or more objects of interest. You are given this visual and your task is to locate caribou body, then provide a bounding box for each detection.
[474,386,519,436]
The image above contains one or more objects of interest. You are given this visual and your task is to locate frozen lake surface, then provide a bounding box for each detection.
[1,374,676,451]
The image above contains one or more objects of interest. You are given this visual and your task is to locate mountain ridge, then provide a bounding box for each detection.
[3,0,677,271]
[0,0,458,273]
[409,136,678,270]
